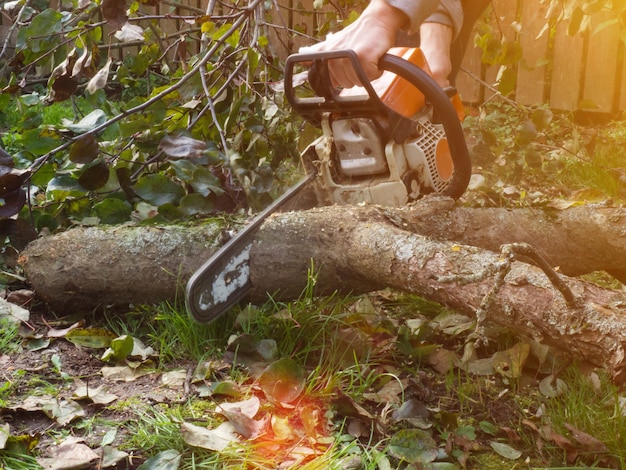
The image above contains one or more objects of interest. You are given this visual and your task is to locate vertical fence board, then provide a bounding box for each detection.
[480,0,519,102]
[515,1,549,105]
[582,13,620,113]
[620,45,626,111]
[456,45,483,103]
[549,21,584,111]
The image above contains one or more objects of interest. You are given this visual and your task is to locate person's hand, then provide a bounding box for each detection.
[299,0,408,88]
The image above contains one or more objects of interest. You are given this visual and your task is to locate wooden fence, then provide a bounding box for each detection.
[269,0,626,114]
[2,0,625,114]
[456,0,626,114]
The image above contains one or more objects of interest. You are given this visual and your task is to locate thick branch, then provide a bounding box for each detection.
[19,200,626,381]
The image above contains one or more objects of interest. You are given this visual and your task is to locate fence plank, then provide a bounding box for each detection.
[481,0,519,102]
[549,21,584,111]
[456,45,483,103]
[515,0,549,105]
[581,12,620,113]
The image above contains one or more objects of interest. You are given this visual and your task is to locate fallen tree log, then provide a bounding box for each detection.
[19,198,626,381]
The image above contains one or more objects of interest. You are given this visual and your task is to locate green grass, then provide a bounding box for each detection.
[0,320,20,354]
[553,143,626,199]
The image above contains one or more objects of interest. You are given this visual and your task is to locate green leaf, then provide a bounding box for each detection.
[46,175,85,201]
[94,198,132,224]
[101,335,134,362]
[388,429,438,464]
[31,163,58,187]
[568,6,584,36]
[258,358,306,404]
[16,9,64,52]
[21,128,61,154]
[62,109,108,133]
[496,66,517,97]
[455,425,476,441]
[489,441,522,460]
[136,449,181,470]
[133,174,185,206]
[65,327,117,349]
[190,167,222,197]
[479,421,499,436]
[179,194,214,216]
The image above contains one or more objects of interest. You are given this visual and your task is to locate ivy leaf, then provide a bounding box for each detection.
[69,134,99,164]
[62,109,108,134]
[136,449,181,470]
[101,0,128,31]
[79,159,110,191]
[258,358,306,405]
[101,335,135,362]
[388,429,438,464]
[133,174,186,206]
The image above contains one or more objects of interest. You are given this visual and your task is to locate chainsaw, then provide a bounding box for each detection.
[186,47,471,322]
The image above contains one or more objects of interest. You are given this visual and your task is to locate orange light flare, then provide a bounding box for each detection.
[250,392,332,465]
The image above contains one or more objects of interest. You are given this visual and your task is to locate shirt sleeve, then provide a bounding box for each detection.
[384,0,464,38]
[383,0,440,34]
[425,0,464,38]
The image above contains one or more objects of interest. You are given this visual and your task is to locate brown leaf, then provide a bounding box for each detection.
[101,0,128,31]
[49,75,79,102]
[69,134,99,164]
[86,57,112,95]
[0,188,26,218]
[78,160,109,191]
[541,425,578,463]
[563,422,610,453]
[159,135,208,159]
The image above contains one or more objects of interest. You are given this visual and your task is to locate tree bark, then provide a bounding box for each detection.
[19,198,626,381]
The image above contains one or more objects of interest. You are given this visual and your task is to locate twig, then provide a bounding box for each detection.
[28,0,264,177]
[501,242,579,308]
[0,0,33,78]
[459,66,520,109]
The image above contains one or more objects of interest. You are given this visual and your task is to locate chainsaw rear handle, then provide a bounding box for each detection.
[284,49,471,199]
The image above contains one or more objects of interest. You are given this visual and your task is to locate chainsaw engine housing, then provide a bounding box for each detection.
[304,109,454,206]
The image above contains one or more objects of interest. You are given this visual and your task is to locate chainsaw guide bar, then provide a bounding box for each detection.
[185,174,315,323]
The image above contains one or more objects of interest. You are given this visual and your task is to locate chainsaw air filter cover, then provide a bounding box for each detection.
[331,118,387,177]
